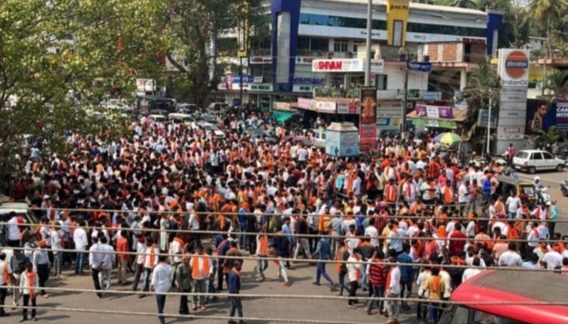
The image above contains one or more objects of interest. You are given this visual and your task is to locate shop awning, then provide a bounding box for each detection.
[271,111,295,124]
[406,108,468,129]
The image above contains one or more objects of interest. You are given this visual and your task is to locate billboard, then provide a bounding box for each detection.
[497,49,530,88]
[526,100,568,134]
[237,1,250,58]
[386,0,410,47]
[360,86,377,152]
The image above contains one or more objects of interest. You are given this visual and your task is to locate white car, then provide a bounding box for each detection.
[198,122,226,139]
[512,149,565,173]
[311,129,326,148]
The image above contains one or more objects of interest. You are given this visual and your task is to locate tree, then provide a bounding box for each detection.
[462,60,500,148]
[0,0,168,181]
[544,68,568,98]
[412,0,435,4]
[162,0,269,107]
[451,0,479,9]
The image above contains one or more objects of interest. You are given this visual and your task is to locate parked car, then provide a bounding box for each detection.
[245,128,278,144]
[168,113,195,125]
[512,149,565,173]
[176,103,198,114]
[197,122,226,139]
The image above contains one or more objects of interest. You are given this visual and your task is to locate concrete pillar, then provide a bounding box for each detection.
[460,69,467,90]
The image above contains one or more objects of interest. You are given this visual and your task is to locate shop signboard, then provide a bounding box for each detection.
[313,100,337,113]
[312,59,364,73]
[412,118,457,129]
[297,98,313,110]
[293,85,315,93]
[249,84,273,91]
[337,102,359,114]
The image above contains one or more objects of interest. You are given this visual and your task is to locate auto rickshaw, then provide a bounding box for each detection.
[495,175,537,209]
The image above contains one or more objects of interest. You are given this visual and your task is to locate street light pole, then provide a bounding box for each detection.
[401,54,409,136]
[364,0,372,86]
[487,90,492,154]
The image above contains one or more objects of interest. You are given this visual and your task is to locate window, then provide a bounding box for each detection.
[439,306,470,324]
[532,153,543,160]
[334,40,348,53]
[376,74,388,90]
[298,13,485,38]
[472,310,527,324]
[515,152,528,159]
[392,20,404,47]
[311,38,329,52]
[298,36,310,50]
[543,152,554,160]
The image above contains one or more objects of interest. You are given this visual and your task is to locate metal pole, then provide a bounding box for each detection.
[239,56,244,111]
[364,0,372,86]
[487,91,492,154]
[401,53,409,136]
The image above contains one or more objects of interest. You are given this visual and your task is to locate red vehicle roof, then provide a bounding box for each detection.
[451,270,568,323]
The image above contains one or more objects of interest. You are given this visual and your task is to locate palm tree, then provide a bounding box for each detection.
[529,0,568,26]
[412,0,435,4]
[544,68,568,99]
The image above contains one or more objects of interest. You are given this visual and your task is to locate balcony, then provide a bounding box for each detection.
[314,86,361,98]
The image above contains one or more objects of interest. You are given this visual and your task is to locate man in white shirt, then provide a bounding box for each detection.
[131,235,147,292]
[498,243,523,267]
[6,214,26,247]
[462,257,482,282]
[542,248,563,269]
[151,255,172,324]
[98,236,115,291]
[364,218,380,247]
[385,249,401,322]
[505,193,521,219]
[74,221,89,275]
[458,181,470,217]
[88,233,105,298]
[0,252,13,316]
[346,248,363,308]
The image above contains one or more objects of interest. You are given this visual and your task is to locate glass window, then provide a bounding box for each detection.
[298,36,310,50]
[472,310,526,324]
[542,152,554,159]
[311,38,329,52]
[298,13,485,38]
[376,74,388,90]
[334,40,348,53]
[532,153,543,160]
[515,152,528,159]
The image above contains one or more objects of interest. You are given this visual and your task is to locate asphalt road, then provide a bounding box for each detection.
[1,260,419,324]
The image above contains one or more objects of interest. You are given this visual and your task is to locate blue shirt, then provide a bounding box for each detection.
[238,208,248,228]
[396,253,414,282]
[314,238,331,260]
[228,269,241,294]
[522,261,537,269]
[550,206,558,220]
[214,234,223,248]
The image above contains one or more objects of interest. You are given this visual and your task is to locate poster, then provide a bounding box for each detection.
[360,86,377,152]
[525,100,568,134]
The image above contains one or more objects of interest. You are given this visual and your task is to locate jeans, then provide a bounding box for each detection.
[98,268,112,290]
[229,296,243,318]
[315,262,334,285]
[131,264,143,290]
[348,281,359,305]
[117,259,128,283]
[22,294,36,319]
[37,263,50,295]
[276,257,288,282]
[12,273,20,305]
[386,293,400,319]
[360,263,368,290]
[338,272,347,295]
[91,268,102,297]
[256,256,268,279]
[53,251,63,276]
[204,279,217,304]
[75,252,86,274]
[142,268,152,292]
[156,294,167,323]
[294,238,310,259]
[366,284,385,311]
[417,297,428,321]
[0,284,7,314]
[238,225,247,248]
[429,302,439,324]
[192,279,207,306]
[179,289,190,313]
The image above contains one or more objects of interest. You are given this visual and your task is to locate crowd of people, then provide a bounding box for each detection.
[0,106,566,324]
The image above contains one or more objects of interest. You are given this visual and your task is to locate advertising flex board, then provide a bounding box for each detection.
[498,49,530,88]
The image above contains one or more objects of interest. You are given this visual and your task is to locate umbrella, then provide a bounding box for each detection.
[434,132,462,145]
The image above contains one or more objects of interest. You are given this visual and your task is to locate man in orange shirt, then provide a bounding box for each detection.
[116,231,129,285]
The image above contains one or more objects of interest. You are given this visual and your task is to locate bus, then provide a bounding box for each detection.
[440,270,568,324]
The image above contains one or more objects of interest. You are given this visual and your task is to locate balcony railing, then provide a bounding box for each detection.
[314,86,361,98]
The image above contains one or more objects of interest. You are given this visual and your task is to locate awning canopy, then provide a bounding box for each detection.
[271,111,295,124]
[406,108,468,129]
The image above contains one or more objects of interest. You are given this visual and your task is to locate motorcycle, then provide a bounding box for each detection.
[536,185,552,205]
[561,180,568,197]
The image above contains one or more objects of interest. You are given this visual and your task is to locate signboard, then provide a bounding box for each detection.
[337,102,360,114]
[498,49,530,88]
[477,109,497,128]
[136,79,155,92]
[386,0,410,47]
[407,62,432,73]
[295,57,314,65]
[422,91,442,101]
[360,86,377,152]
[526,100,568,134]
[414,105,454,119]
[497,126,524,139]
[249,84,273,91]
[293,85,315,93]
[412,118,457,129]
[297,98,313,109]
[370,59,385,73]
[237,1,250,58]
[250,57,272,64]
[311,100,337,113]
[312,59,364,73]
[326,131,359,157]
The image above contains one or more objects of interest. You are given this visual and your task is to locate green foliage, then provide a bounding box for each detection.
[532,125,566,149]
[0,0,169,174]
[544,68,568,98]
[162,0,269,106]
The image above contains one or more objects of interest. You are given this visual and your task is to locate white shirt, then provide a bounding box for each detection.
[0,259,12,285]
[169,240,183,263]
[151,262,173,293]
[89,243,106,269]
[440,270,452,298]
[506,196,521,214]
[51,230,63,250]
[144,245,159,269]
[458,184,469,203]
[416,270,431,296]
[364,225,379,247]
[7,217,24,241]
[101,243,115,270]
[135,242,147,264]
[188,213,200,230]
[498,250,523,267]
[19,270,38,295]
[542,251,563,269]
[387,266,401,295]
[73,227,88,251]
[527,229,540,247]
[346,255,363,282]
[462,268,482,282]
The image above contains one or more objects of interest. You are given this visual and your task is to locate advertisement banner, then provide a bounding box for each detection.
[337,102,360,114]
[415,105,454,119]
[386,0,410,47]
[360,86,377,152]
[297,98,313,110]
[237,1,250,58]
[313,101,337,113]
[312,59,364,73]
[526,100,568,134]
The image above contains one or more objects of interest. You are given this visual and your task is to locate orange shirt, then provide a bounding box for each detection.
[117,237,129,260]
